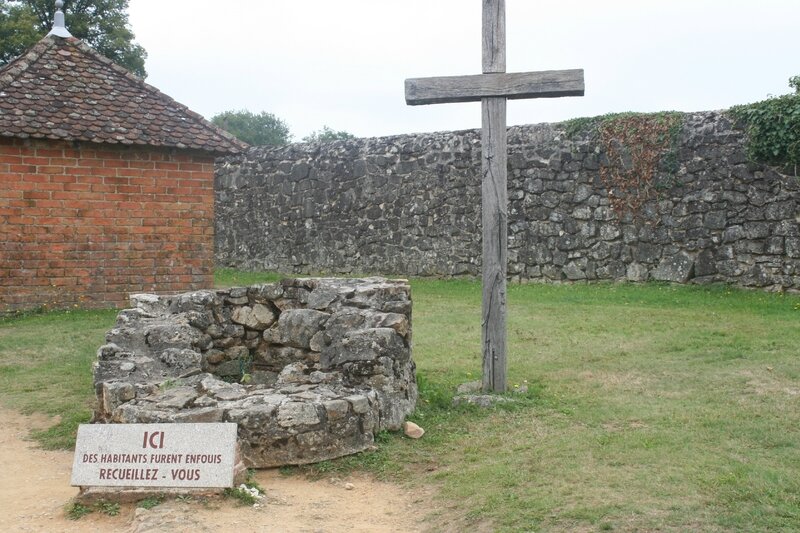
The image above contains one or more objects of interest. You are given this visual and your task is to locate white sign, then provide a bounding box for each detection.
[71,423,238,488]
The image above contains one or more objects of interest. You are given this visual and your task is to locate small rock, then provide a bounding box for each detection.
[344,482,354,490]
[178,368,202,379]
[456,380,482,394]
[404,421,425,439]
[452,394,512,408]
[238,483,264,501]
[120,362,136,372]
[204,350,225,365]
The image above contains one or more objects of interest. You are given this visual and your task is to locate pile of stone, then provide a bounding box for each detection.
[93,278,417,467]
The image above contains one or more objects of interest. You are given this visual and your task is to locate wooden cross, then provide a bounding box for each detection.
[405,0,584,392]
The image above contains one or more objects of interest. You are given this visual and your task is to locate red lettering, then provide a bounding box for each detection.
[142,431,165,449]
[170,468,200,481]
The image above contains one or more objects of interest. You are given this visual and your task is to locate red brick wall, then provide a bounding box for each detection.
[0,138,216,313]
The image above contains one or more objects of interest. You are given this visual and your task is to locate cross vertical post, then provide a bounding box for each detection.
[481,0,508,393]
[404,0,584,393]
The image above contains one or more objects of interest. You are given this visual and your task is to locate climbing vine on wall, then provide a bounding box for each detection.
[598,113,683,221]
[730,75,800,176]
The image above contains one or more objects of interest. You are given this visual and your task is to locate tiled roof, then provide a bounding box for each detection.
[0,35,247,154]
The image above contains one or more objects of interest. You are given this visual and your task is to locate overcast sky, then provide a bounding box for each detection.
[127,0,799,140]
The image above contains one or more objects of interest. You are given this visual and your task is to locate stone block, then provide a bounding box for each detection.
[653,252,695,283]
[694,249,718,277]
[101,382,135,413]
[277,402,321,428]
[159,348,202,371]
[633,243,661,264]
[564,261,587,280]
[626,263,649,282]
[344,395,370,414]
[231,304,277,331]
[744,222,772,240]
[263,309,330,348]
[322,328,407,368]
[155,387,197,410]
[704,211,727,230]
[787,237,800,259]
[323,399,350,420]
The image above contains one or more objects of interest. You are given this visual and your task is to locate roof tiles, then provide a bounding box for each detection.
[0,35,247,154]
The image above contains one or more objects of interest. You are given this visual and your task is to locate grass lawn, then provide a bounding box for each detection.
[1,276,799,531]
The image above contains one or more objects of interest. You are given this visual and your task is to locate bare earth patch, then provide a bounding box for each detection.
[578,369,651,392]
[741,369,800,398]
[0,408,429,532]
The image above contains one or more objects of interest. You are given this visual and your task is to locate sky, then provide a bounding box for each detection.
[126,0,799,141]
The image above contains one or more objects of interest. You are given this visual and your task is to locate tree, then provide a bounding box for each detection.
[790,75,800,94]
[303,126,355,143]
[0,0,147,78]
[211,110,292,146]
[0,2,39,64]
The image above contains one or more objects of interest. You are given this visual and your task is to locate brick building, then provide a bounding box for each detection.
[0,11,245,313]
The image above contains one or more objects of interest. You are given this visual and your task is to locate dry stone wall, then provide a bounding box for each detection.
[215,111,800,291]
[93,277,417,467]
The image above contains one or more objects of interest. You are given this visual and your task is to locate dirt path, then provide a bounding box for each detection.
[0,408,430,532]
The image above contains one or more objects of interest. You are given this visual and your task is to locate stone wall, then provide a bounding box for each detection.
[94,277,417,467]
[215,111,800,291]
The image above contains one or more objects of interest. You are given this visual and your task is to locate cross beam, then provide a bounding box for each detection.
[405,70,585,105]
[404,0,584,392]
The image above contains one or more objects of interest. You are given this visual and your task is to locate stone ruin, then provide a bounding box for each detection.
[92,277,417,467]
